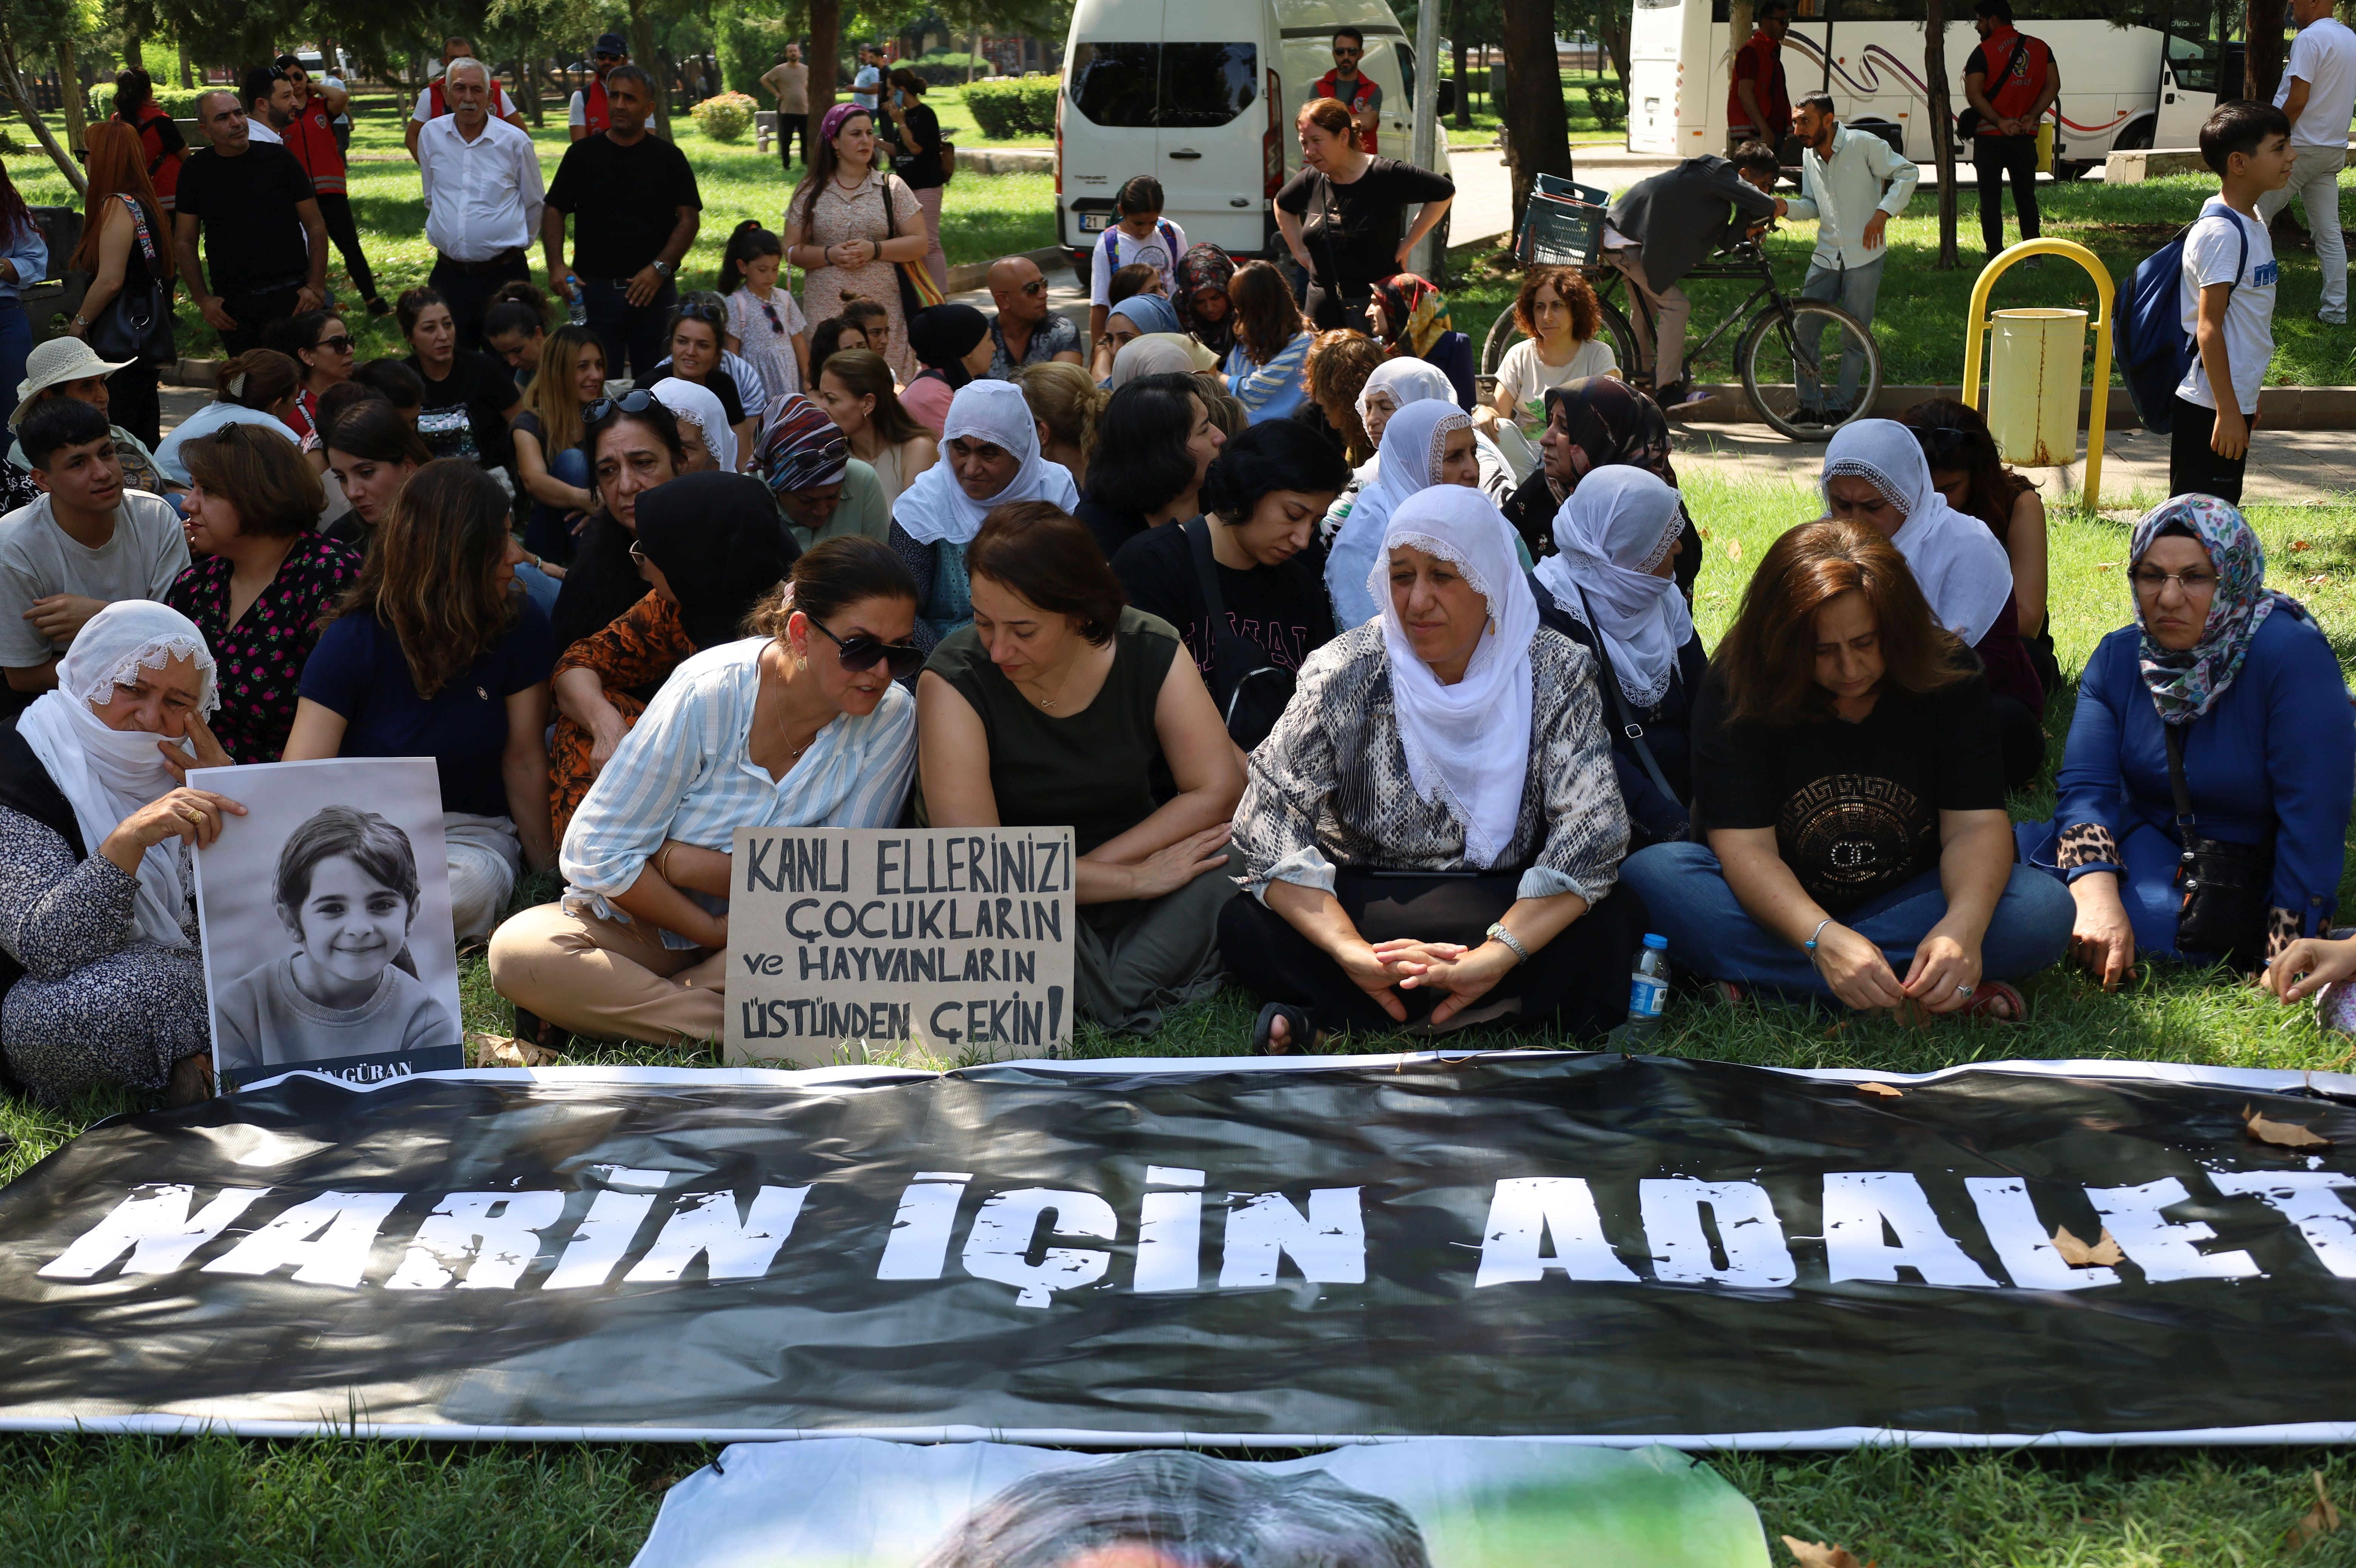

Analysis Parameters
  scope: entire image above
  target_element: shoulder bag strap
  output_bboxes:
[1574,583,1682,807]
[1184,516,1278,717]
[2162,721,2199,848]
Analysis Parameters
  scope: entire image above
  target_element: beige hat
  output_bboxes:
[12,337,134,425]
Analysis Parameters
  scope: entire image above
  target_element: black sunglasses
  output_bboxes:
[808,615,924,679]
[315,334,355,354]
[584,388,657,424]
[1913,425,1976,458]
[675,302,727,325]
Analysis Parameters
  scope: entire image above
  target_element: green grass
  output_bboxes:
[3,474,2356,1562]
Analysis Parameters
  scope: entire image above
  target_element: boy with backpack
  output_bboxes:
[2173,101,2293,505]
[1087,176,1186,350]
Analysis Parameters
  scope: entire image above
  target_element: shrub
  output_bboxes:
[87,83,210,124]
[1585,83,1627,130]
[963,74,1058,140]
[691,90,757,142]
[906,52,992,86]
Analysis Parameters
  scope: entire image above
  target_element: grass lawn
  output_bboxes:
[2,471,2355,1562]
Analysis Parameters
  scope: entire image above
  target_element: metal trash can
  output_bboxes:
[1986,307,2087,468]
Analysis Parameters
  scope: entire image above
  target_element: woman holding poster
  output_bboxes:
[0,602,245,1104]
[489,537,923,1049]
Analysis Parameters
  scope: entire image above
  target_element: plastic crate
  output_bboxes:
[1515,192,1607,267]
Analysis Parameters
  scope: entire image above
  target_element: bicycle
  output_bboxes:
[1480,234,1883,443]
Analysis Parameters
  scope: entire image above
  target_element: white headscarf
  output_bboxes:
[1355,357,1456,436]
[16,602,218,950]
[1371,486,1539,870]
[1821,419,2014,647]
[1110,334,1218,389]
[651,377,738,474]
[1326,399,1471,630]
[1536,467,1695,708]
[893,379,1081,547]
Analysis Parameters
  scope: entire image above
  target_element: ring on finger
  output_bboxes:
[1954,983,1975,999]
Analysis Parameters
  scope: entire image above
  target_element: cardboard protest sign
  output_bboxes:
[188,757,463,1087]
[726,826,1076,1064]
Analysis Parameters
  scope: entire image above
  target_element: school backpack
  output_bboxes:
[2117,199,2246,437]
[1098,217,1183,280]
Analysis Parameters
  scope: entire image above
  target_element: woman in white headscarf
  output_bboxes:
[1821,418,2045,785]
[649,376,739,474]
[1532,468,1708,849]
[1108,333,1218,391]
[1224,485,1640,1053]
[1351,357,1515,499]
[889,379,1081,650]
[0,602,245,1104]
[1323,399,1482,629]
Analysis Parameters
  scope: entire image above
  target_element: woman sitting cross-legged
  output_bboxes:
[0,602,244,1104]
[1530,468,1705,850]
[917,503,1244,1032]
[548,471,796,841]
[2020,495,2353,989]
[1323,397,1483,629]
[1820,419,2046,788]
[891,379,1081,652]
[284,460,557,940]
[490,538,922,1048]
[1619,519,2074,1018]
[1221,486,1642,1052]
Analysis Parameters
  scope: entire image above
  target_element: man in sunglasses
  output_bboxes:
[1313,28,1382,155]
[571,32,630,141]
[984,256,1082,380]
[420,58,544,353]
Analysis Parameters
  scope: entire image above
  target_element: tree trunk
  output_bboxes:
[0,38,85,195]
[809,0,841,115]
[124,31,146,73]
[1600,0,1631,85]
[176,44,191,89]
[1728,0,1753,125]
[2245,0,2286,103]
[515,51,543,126]
[54,39,83,152]
[1501,0,1571,227]
[1923,0,1961,268]
[629,0,671,138]
[968,28,979,83]
[1453,26,1470,128]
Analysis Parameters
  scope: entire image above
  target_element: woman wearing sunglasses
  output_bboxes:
[1897,398,2055,701]
[544,471,796,841]
[271,309,355,464]
[490,536,922,1049]
[646,299,758,466]
[549,391,687,652]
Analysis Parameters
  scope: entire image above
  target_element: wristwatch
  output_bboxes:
[652,259,675,279]
[1485,921,1530,964]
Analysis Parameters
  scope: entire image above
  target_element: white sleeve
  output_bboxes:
[1088,236,1111,306]
[2186,217,2245,290]
[568,90,586,127]
[1494,339,1531,405]
[411,88,430,123]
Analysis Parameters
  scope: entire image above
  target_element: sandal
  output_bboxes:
[1252,1002,1314,1056]
[1958,981,2026,1023]
[1705,980,1748,1006]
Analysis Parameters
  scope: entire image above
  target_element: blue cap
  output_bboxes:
[1643,933,1668,949]
[594,32,628,57]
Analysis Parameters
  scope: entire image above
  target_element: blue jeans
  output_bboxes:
[1619,841,2074,1003]
[0,302,30,428]
[1796,255,1883,410]
[524,445,591,565]
[515,561,563,617]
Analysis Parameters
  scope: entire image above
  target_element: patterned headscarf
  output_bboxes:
[1542,376,1677,489]
[1372,273,1453,359]
[817,102,867,145]
[2130,494,2300,725]
[1174,243,1238,359]
[758,394,850,497]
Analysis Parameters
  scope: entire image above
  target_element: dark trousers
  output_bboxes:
[108,359,161,450]
[774,112,806,171]
[429,251,532,353]
[1990,693,2046,791]
[217,283,304,356]
[2169,394,2257,505]
[1975,134,2041,254]
[582,276,678,382]
[0,302,27,428]
[1218,869,1645,1041]
[313,192,379,303]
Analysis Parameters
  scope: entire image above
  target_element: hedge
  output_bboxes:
[963,74,1058,140]
[691,90,758,142]
[86,84,211,123]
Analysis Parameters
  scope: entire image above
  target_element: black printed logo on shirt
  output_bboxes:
[1781,772,1932,894]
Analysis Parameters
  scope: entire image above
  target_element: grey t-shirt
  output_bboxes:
[0,489,190,669]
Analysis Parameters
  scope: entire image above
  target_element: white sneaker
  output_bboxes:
[2319,310,2348,326]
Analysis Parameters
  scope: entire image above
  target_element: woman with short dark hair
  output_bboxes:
[1619,518,2073,1017]
[1075,373,1226,560]
[398,286,523,468]
[917,501,1243,1031]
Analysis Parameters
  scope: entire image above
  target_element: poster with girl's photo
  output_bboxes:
[189,757,464,1087]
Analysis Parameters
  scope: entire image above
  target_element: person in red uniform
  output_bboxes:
[1962,0,2060,258]
[405,35,526,160]
[1314,28,1383,156]
[1728,0,1793,156]
[272,54,387,319]
[571,32,629,140]
[112,69,184,216]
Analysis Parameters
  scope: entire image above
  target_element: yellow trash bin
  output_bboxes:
[1986,307,2087,467]
[2036,120,2055,173]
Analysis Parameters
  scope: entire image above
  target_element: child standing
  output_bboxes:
[1087,176,1186,356]
[2173,101,2293,505]
[719,221,812,428]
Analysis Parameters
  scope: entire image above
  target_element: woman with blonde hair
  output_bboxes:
[813,346,937,505]
[65,120,172,448]
[1013,360,1106,491]
[513,324,607,565]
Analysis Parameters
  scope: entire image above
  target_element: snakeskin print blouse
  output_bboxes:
[1234,623,1630,903]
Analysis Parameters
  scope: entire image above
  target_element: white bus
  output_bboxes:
[1625,0,2233,177]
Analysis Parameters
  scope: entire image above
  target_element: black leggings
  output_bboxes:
[1218,869,1645,1042]
[1974,135,2041,254]
[314,192,379,302]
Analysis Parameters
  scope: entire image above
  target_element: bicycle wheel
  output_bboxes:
[1594,299,1642,387]
[1737,300,1883,442]
[1480,302,1519,375]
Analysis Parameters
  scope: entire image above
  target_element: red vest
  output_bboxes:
[130,105,180,210]
[1314,69,1381,154]
[282,89,347,194]
[427,76,514,120]
[580,75,611,135]
[1727,29,1790,139]
[1974,26,2055,135]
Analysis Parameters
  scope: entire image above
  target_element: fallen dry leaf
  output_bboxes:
[1726,537,1744,561]
[1856,1081,1903,1099]
[2051,1224,2125,1267]
[2308,574,2332,585]
[2291,539,2313,552]
[468,1032,563,1069]
[1782,1538,1863,1568]
[2286,1471,2342,1553]
[1699,526,1714,539]
[1823,1021,1850,1039]
[2097,562,2114,572]
[2245,1104,2333,1149]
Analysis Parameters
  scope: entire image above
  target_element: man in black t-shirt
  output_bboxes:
[170,90,328,356]
[541,65,703,380]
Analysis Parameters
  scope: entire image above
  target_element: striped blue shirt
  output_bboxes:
[560,636,917,948]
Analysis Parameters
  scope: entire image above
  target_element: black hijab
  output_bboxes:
[907,304,990,390]
[634,472,800,650]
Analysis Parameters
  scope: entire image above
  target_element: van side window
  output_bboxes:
[1068,42,1259,128]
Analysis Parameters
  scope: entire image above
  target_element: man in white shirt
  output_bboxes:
[0,399,187,700]
[1781,91,1918,420]
[853,46,882,112]
[419,59,546,352]
[406,35,526,160]
[241,66,296,145]
[2257,0,2355,324]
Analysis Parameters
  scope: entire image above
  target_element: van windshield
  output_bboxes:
[1068,42,1259,127]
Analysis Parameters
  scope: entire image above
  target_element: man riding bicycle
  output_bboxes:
[1601,142,1785,410]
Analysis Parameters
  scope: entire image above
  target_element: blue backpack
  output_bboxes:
[2118,200,2248,436]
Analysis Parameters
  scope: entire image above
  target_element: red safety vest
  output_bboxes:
[1973,26,2055,136]
[579,74,611,135]
[281,89,347,195]
[1314,69,1381,154]
[1727,29,1790,139]
[130,104,180,211]
[426,75,515,120]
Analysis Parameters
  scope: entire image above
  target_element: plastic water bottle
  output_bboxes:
[566,277,588,328]
[1625,933,1671,1040]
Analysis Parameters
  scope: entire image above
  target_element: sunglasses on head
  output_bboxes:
[807,615,924,679]
[584,388,658,425]
[1913,425,1975,458]
[676,302,727,325]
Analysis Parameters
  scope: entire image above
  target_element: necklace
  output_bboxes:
[1022,657,1080,712]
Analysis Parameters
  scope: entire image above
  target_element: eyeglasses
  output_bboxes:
[584,389,657,424]
[2131,567,2218,595]
[316,334,355,354]
[807,615,925,679]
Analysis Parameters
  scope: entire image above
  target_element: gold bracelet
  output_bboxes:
[655,843,673,883]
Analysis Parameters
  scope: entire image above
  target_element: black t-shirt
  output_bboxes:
[545,131,703,278]
[645,360,747,427]
[407,350,521,468]
[1113,519,1334,690]
[1275,157,1457,314]
[896,101,946,189]
[173,144,315,293]
[1076,496,1150,563]
[1689,665,2004,914]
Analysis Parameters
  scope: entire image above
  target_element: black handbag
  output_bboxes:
[1184,516,1298,750]
[2164,724,2274,966]
[86,197,174,365]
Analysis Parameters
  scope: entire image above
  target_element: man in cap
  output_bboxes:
[571,32,631,140]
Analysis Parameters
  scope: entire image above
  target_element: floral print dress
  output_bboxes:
[164,533,361,763]
[791,171,923,382]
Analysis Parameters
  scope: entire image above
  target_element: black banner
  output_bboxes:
[1,1053,2353,1445]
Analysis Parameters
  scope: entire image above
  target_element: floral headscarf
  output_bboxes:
[1372,274,1452,359]
[1173,243,1237,359]
[2130,494,2302,725]
[1543,376,1677,488]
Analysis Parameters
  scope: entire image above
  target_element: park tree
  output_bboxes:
[1499,0,1572,231]
[2245,0,2284,102]
[0,0,91,193]
[1920,0,1962,268]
